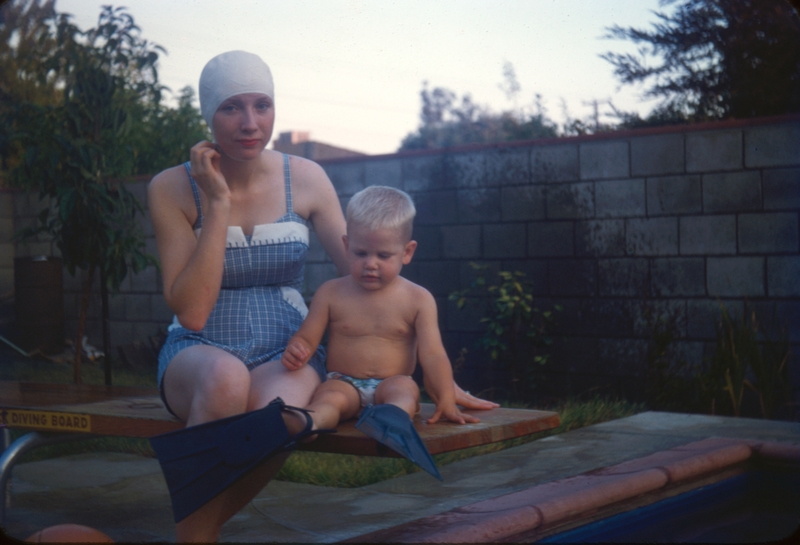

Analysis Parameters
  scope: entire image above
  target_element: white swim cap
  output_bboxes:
[199,50,274,131]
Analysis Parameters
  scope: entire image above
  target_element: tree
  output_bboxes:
[8,5,161,383]
[601,0,800,122]
[399,64,558,151]
[0,0,61,173]
[131,85,210,175]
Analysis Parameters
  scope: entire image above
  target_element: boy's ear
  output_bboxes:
[342,234,349,252]
[402,240,417,265]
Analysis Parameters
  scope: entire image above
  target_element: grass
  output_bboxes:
[0,351,644,487]
[276,395,644,487]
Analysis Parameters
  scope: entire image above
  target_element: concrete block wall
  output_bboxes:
[314,115,800,403]
[7,115,798,407]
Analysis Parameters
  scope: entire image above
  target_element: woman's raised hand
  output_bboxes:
[190,141,230,202]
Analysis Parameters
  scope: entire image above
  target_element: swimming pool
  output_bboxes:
[539,465,800,543]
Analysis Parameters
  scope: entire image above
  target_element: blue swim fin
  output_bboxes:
[150,398,332,523]
[356,403,443,481]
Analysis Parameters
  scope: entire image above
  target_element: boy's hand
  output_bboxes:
[282,339,311,371]
[427,402,481,425]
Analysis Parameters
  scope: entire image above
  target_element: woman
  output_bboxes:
[149,50,496,542]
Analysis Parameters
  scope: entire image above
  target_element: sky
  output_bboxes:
[55,0,664,156]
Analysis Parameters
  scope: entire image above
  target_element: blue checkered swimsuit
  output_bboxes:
[157,154,326,414]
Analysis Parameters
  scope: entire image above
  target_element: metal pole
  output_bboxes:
[0,431,87,523]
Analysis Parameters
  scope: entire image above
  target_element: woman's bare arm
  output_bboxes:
[148,143,232,331]
[290,157,349,276]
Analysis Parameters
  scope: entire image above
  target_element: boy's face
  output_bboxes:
[344,224,417,291]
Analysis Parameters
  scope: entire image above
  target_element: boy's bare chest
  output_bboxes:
[330,297,415,340]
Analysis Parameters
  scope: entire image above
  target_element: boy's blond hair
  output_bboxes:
[346,186,416,240]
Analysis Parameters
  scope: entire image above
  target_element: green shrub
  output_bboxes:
[449,263,561,402]
[707,302,791,419]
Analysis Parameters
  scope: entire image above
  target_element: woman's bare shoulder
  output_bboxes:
[148,164,194,213]
[149,164,189,192]
[283,154,330,184]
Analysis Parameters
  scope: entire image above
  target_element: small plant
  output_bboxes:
[708,302,791,419]
[449,263,561,402]
[640,305,706,412]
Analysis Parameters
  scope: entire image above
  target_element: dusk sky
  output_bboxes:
[57,0,663,155]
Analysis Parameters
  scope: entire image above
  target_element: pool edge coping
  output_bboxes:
[343,437,800,543]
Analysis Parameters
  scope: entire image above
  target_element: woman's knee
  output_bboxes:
[164,347,250,421]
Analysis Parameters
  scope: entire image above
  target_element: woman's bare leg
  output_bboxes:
[163,355,321,542]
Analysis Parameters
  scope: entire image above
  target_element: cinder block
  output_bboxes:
[129,266,158,293]
[549,259,597,296]
[125,294,152,321]
[763,168,800,210]
[550,336,599,373]
[703,171,762,212]
[631,299,687,338]
[0,193,15,218]
[576,219,625,257]
[305,230,327,263]
[324,162,365,196]
[106,293,124,321]
[686,130,742,172]
[457,188,501,222]
[580,140,629,180]
[599,338,649,377]
[528,221,574,257]
[132,322,160,345]
[680,215,736,255]
[0,267,12,294]
[407,260,460,297]
[445,296,485,333]
[647,175,702,216]
[583,298,634,337]
[442,225,481,258]
[402,154,448,192]
[110,321,134,350]
[126,180,148,208]
[532,143,579,183]
[411,225,442,260]
[0,218,14,243]
[596,178,646,218]
[598,258,649,296]
[625,217,678,256]
[0,242,13,269]
[483,223,526,258]
[304,262,338,294]
[775,301,800,343]
[745,122,800,168]
[486,148,530,186]
[364,158,402,189]
[768,256,800,297]
[651,257,706,296]
[631,133,685,176]
[739,213,798,254]
[687,299,739,340]
[707,257,765,297]
[150,294,173,323]
[507,260,548,295]
[546,182,595,219]
[501,185,546,221]
[414,190,458,225]
[449,152,487,188]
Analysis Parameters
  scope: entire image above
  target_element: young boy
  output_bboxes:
[281,185,480,479]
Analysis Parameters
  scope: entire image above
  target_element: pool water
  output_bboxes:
[540,467,800,543]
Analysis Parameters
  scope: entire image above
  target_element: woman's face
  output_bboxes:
[212,93,275,160]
